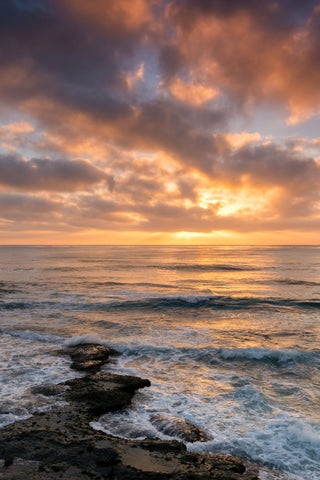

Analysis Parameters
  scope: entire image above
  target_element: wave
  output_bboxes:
[116,343,319,368]
[1,295,320,311]
[190,346,319,368]
[64,334,109,346]
[87,281,179,289]
[0,328,64,344]
[43,266,83,272]
[275,279,320,287]
[145,263,260,272]
[46,263,257,272]
[0,281,21,294]
[216,347,318,366]
[105,263,261,272]
[0,301,56,310]
[2,328,318,368]
[89,295,320,311]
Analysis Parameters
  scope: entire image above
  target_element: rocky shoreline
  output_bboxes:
[0,343,260,479]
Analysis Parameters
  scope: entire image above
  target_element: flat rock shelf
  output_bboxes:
[0,343,259,479]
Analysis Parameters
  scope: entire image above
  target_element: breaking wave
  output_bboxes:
[115,343,320,368]
[216,347,319,366]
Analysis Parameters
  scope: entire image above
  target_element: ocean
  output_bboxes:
[0,245,319,479]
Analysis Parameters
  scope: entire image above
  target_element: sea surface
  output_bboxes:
[0,245,319,479]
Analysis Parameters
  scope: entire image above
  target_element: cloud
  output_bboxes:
[224,132,262,149]
[168,77,220,106]
[166,0,320,121]
[0,153,109,192]
[125,63,144,90]
[0,192,60,222]
[59,0,153,33]
[0,0,150,110]
[0,121,35,151]
[221,143,320,194]
[0,0,319,242]
[0,121,34,134]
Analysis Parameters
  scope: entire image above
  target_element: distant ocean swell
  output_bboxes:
[144,263,262,272]
[274,279,320,286]
[43,263,261,272]
[1,295,320,311]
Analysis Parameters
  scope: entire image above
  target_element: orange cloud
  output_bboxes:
[0,122,35,151]
[0,122,34,134]
[60,0,152,32]
[125,63,144,90]
[167,1,320,122]
[224,132,262,149]
[168,77,220,105]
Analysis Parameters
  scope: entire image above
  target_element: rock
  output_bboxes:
[138,439,186,453]
[0,342,260,479]
[150,413,212,442]
[65,372,151,415]
[33,372,151,416]
[0,409,258,479]
[32,383,69,396]
[59,343,118,373]
[70,359,105,373]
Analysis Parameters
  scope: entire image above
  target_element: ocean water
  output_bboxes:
[0,245,319,479]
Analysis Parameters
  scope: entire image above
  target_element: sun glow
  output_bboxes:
[197,187,271,217]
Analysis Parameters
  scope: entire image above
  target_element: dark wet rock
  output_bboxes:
[70,358,106,373]
[4,456,14,468]
[65,373,151,415]
[32,372,150,416]
[0,408,258,479]
[32,383,69,396]
[59,343,118,373]
[63,342,118,360]
[138,439,186,453]
[150,413,212,443]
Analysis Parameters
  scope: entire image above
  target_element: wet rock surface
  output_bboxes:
[59,343,118,373]
[65,372,151,415]
[33,371,151,415]
[150,413,212,443]
[0,410,259,479]
[0,344,260,479]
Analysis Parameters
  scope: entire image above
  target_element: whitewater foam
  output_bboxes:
[64,334,110,346]
[216,347,318,366]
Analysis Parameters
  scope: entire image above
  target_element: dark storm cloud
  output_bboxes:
[0,153,107,191]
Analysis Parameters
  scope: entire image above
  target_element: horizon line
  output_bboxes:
[0,244,319,247]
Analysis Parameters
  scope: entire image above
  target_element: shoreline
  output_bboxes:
[0,342,262,479]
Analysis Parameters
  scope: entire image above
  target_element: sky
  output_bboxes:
[1,0,320,245]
